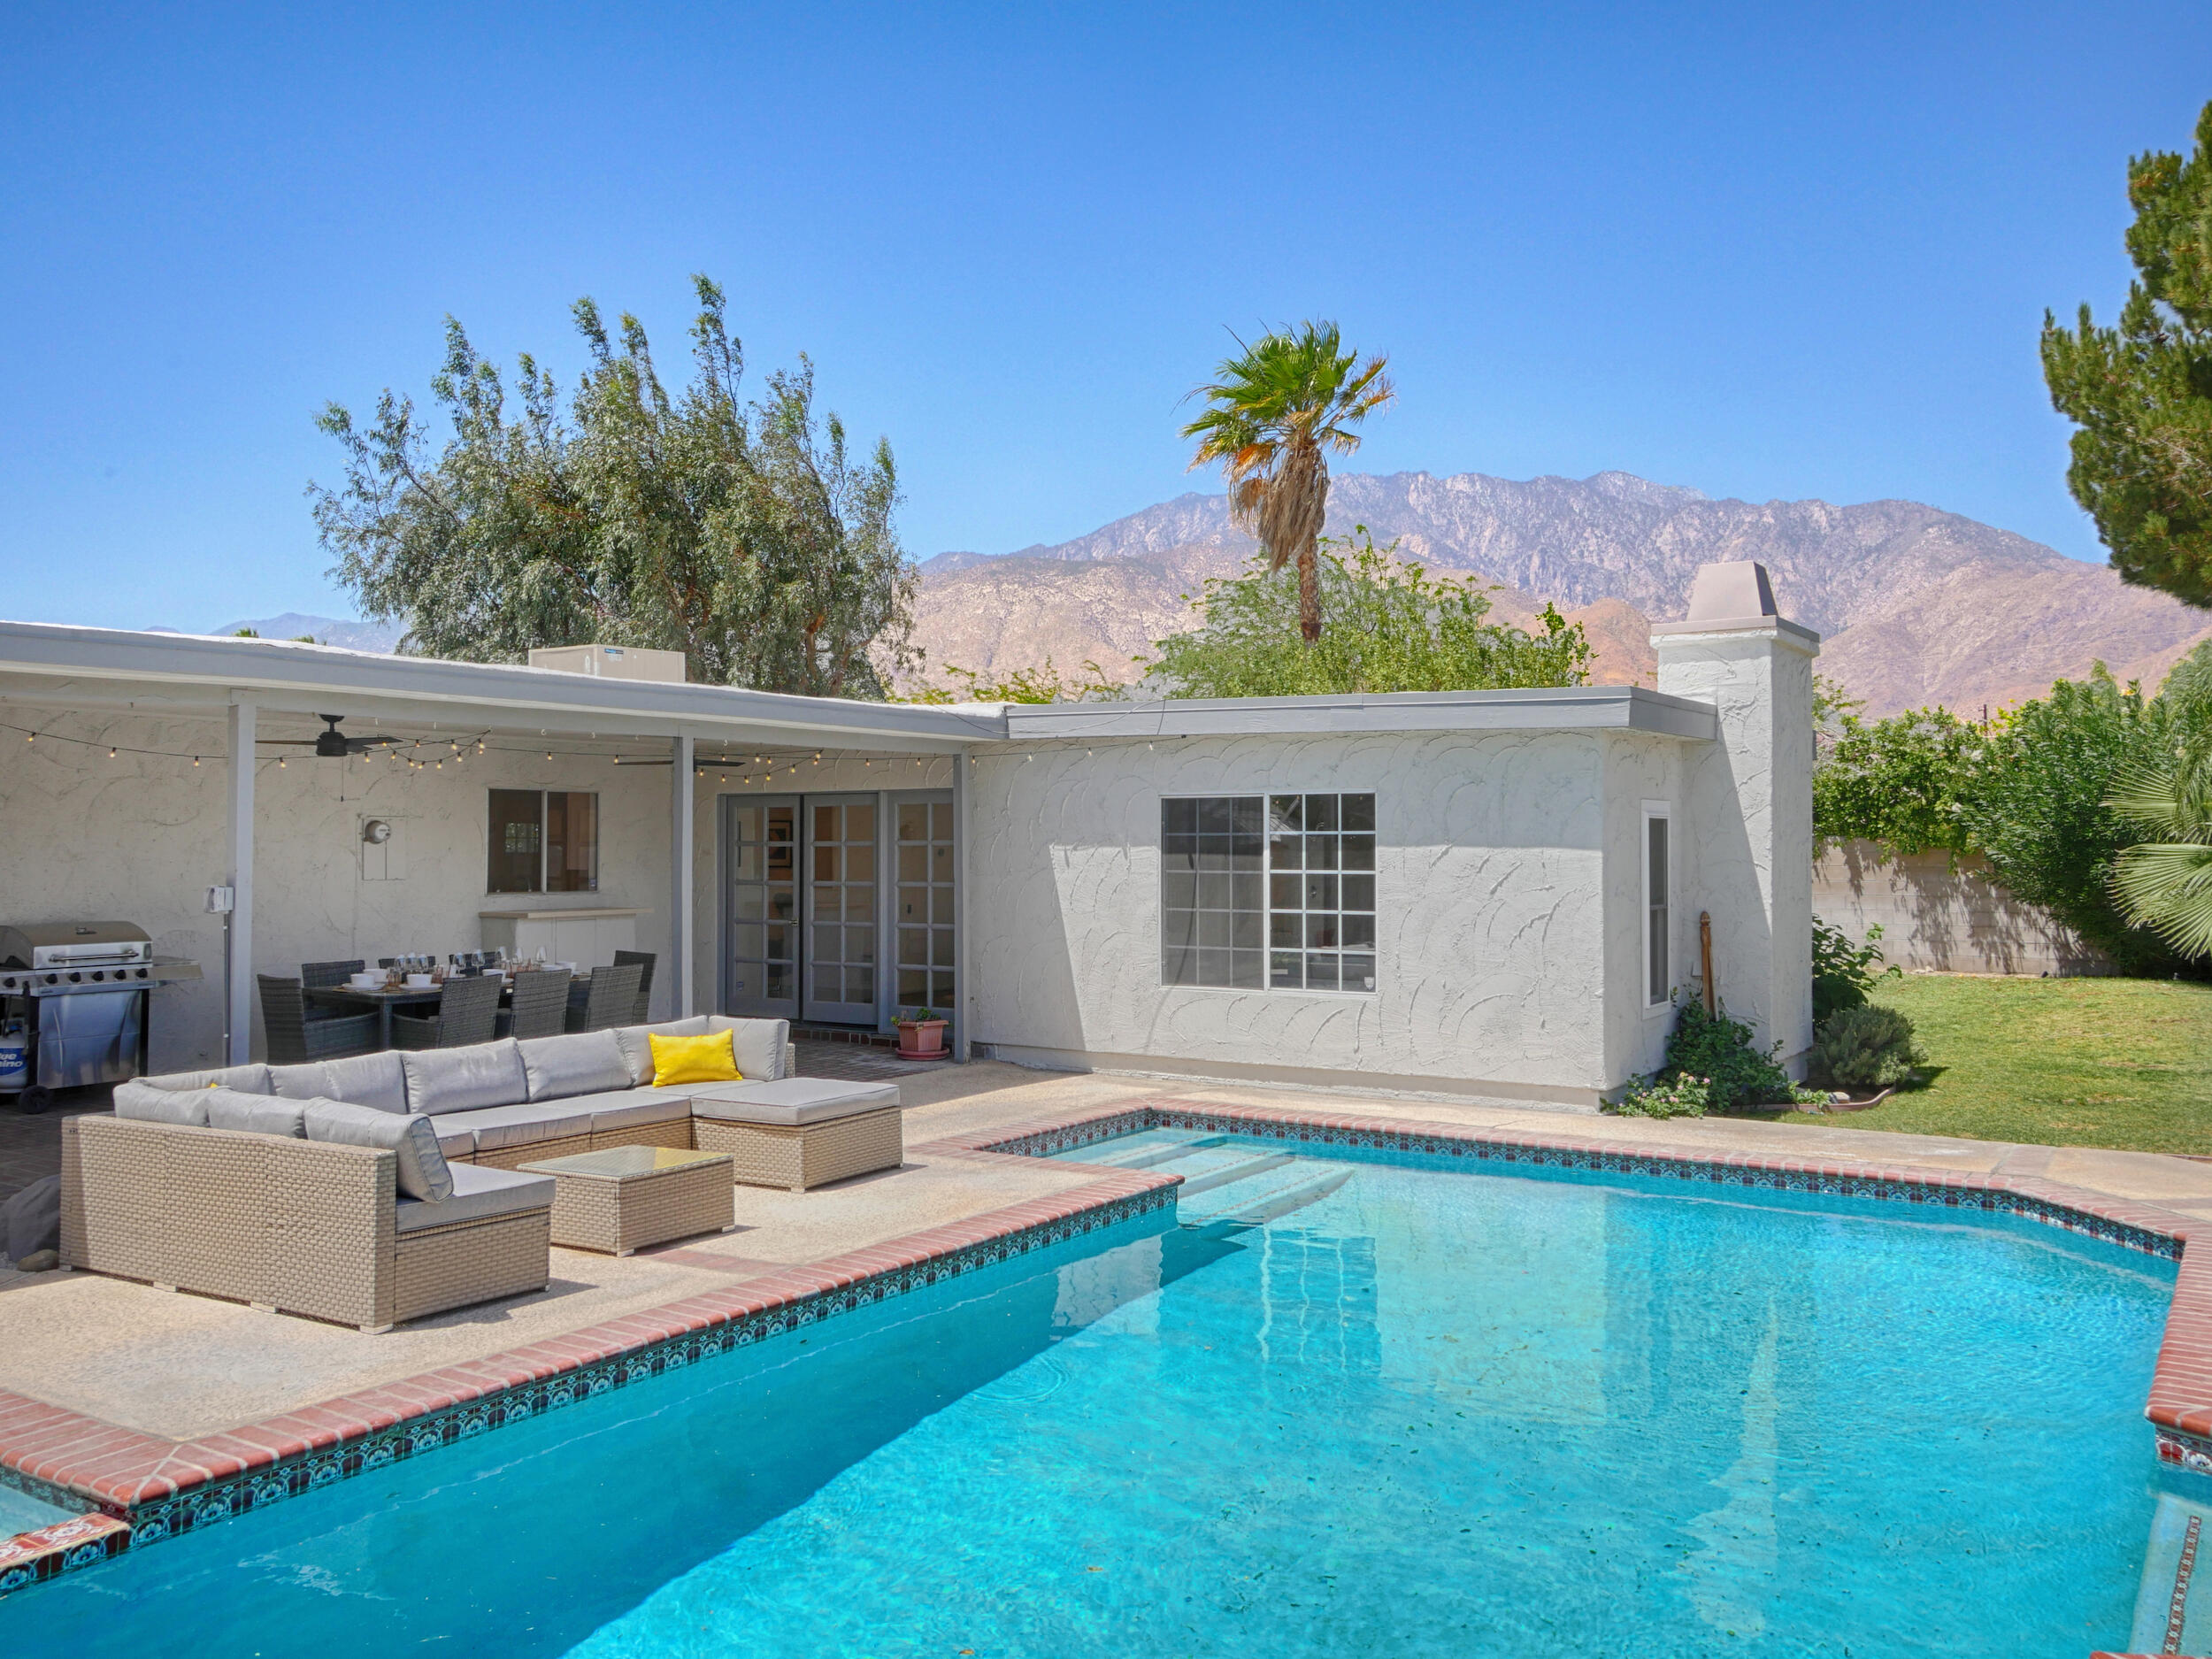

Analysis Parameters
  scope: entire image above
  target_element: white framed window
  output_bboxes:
[1641,802,1670,1010]
[1160,792,1377,993]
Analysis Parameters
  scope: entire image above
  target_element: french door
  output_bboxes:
[803,795,879,1025]
[724,797,799,1019]
[723,790,953,1032]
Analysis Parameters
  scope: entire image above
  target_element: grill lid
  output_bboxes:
[0,921,154,969]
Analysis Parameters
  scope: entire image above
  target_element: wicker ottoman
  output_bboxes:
[687,1078,903,1191]
[517,1145,734,1256]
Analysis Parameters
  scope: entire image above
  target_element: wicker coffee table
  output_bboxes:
[516,1145,734,1256]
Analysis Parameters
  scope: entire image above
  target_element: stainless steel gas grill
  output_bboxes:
[0,922,202,1113]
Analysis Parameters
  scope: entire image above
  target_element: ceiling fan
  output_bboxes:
[262,715,404,758]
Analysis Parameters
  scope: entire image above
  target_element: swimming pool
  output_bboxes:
[0,1129,2185,1655]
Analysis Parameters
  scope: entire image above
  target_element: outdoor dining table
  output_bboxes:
[303,970,593,1049]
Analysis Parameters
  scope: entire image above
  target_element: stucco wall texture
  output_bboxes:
[964,728,1711,1105]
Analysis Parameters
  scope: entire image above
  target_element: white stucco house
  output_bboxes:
[0,560,1815,1110]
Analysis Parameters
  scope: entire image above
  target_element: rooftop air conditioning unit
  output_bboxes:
[526,644,687,684]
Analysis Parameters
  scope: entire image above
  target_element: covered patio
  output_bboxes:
[0,623,1000,1079]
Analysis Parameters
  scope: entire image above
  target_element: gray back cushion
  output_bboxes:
[113,1079,212,1125]
[611,1018,712,1086]
[399,1041,528,1116]
[204,1087,310,1138]
[325,1050,409,1113]
[518,1031,634,1102]
[266,1063,333,1101]
[141,1063,273,1095]
[302,1098,454,1202]
[706,1016,791,1081]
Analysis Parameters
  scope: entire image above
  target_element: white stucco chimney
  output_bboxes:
[1650,562,1820,1067]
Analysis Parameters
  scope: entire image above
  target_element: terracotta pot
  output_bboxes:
[895,1018,948,1056]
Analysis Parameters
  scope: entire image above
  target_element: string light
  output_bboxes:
[108,747,117,759]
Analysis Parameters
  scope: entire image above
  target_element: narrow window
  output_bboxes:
[1645,810,1670,1007]
[1159,795,1266,988]
[488,790,600,894]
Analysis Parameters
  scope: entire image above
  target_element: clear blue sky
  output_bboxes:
[5,3,2209,631]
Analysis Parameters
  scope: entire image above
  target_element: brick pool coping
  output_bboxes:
[6,1094,2212,1618]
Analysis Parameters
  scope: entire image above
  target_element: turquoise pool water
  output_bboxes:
[0,1132,2186,1655]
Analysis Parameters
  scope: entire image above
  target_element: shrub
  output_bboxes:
[1812,919,1899,1024]
[1813,707,1982,855]
[1613,1072,1712,1118]
[1959,664,2189,974]
[1808,1004,1924,1091]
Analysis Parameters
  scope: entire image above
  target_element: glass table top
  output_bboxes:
[518,1145,731,1179]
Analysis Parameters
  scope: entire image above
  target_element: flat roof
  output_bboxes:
[0,620,1717,746]
[995,685,1718,741]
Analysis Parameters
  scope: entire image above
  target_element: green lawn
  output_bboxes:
[1776,973,2212,1154]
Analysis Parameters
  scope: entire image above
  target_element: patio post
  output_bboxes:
[225,699,256,1064]
[670,730,694,1018]
[953,745,971,1062]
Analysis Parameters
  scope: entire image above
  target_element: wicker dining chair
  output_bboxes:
[612,949,657,1023]
[389,973,504,1050]
[258,975,379,1065]
[566,962,643,1033]
[496,967,572,1041]
[300,958,365,990]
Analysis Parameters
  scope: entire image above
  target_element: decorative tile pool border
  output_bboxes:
[0,1512,129,1598]
[0,1170,1176,1594]
[970,1101,2189,1259]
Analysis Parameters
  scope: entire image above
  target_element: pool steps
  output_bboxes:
[1079,1133,1355,1227]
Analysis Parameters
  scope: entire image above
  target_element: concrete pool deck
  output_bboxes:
[8,1052,2212,1601]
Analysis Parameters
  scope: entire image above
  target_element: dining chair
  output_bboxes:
[300,958,365,989]
[390,974,503,1050]
[612,949,657,1023]
[258,975,379,1065]
[566,962,642,1033]
[497,967,572,1041]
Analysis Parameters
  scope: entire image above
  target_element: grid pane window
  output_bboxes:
[894,797,957,1013]
[1267,793,1377,992]
[1163,792,1375,993]
[1160,796,1265,987]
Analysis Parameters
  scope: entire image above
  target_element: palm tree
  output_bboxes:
[1180,323,1394,642]
[2108,756,2212,957]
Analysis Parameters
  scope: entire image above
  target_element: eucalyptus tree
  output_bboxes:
[1179,322,1394,641]
[311,276,917,697]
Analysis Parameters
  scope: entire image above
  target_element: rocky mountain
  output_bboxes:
[910,471,2212,716]
[146,612,404,653]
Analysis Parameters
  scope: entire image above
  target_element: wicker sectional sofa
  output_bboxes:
[60,1016,902,1332]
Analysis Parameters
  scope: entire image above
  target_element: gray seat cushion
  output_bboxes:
[572,1087,698,1136]
[687,1077,902,1126]
[518,1031,634,1102]
[113,1079,212,1125]
[400,1041,528,1115]
[3,1174,61,1263]
[325,1050,409,1113]
[395,1162,554,1234]
[301,1098,454,1202]
[266,1062,333,1101]
[204,1087,310,1138]
[139,1063,273,1095]
[434,1100,598,1154]
[704,1016,792,1081]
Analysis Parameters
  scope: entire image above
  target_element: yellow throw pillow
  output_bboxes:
[649,1029,741,1087]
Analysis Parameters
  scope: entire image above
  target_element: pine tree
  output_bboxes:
[2042,100,2212,608]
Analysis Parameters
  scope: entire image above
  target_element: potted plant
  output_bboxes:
[895,1007,949,1058]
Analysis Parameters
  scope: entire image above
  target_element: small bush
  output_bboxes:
[1613,1073,1713,1118]
[1809,1004,1924,1092]
[1812,919,1900,1024]
[1663,1000,1806,1111]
